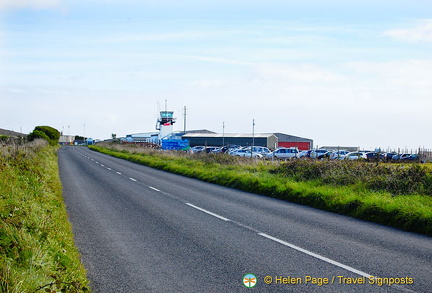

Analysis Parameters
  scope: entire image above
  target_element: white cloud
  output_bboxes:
[0,0,60,10]
[383,21,432,42]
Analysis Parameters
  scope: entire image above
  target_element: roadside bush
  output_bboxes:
[28,126,60,146]
[273,160,432,196]
[0,140,89,292]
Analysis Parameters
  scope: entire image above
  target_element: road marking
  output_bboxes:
[91,159,94,161]
[116,172,122,175]
[185,203,230,222]
[101,164,104,167]
[129,178,137,182]
[149,186,161,192]
[107,168,112,170]
[258,233,373,278]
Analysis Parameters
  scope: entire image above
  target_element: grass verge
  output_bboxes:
[89,144,432,236]
[0,140,90,292]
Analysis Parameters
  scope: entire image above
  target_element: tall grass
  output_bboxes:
[0,140,89,292]
[90,144,432,236]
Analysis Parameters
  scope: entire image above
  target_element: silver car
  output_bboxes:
[267,147,299,159]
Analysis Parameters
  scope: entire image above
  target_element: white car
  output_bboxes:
[229,149,263,158]
[343,152,367,160]
[247,146,271,156]
[330,150,349,160]
[267,148,299,159]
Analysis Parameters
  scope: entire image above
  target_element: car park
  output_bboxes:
[267,147,299,159]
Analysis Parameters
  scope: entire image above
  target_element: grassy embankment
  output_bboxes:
[0,140,89,292]
[90,144,432,236]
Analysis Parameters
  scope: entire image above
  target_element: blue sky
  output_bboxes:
[1,0,431,149]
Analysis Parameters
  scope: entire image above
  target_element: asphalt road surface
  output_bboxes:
[59,146,432,292]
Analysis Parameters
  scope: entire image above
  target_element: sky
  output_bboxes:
[1,0,432,150]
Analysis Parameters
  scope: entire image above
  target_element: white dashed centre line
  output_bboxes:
[129,178,137,182]
[116,172,122,175]
[185,203,230,222]
[149,186,161,192]
[258,233,373,278]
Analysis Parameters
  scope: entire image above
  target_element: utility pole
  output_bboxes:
[251,119,255,157]
[183,106,187,134]
[252,119,255,146]
[222,122,225,146]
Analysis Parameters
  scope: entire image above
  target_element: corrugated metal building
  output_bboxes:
[182,133,278,149]
[273,133,313,150]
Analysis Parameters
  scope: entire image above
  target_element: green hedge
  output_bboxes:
[0,141,89,292]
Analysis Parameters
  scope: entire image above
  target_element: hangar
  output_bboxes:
[182,132,313,150]
[182,133,278,149]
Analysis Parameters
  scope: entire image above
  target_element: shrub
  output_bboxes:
[28,126,60,146]
[273,160,432,196]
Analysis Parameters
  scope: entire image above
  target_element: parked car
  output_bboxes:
[229,149,263,158]
[364,152,383,162]
[309,149,329,159]
[299,150,312,158]
[391,153,411,161]
[382,152,397,162]
[204,146,219,153]
[190,146,205,153]
[330,150,349,160]
[343,152,367,160]
[401,154,420,162]
[267,147,299,159]
[248,146,271,156]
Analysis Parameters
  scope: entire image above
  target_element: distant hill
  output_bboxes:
[0,128,28,137]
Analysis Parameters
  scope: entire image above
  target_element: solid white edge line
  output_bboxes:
[186,203,230,222]
[258,233,373,278]
[129,178,137,182]
[149,186,161,192]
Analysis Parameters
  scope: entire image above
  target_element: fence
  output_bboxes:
[419,148,432,162]
[381,147,432,163]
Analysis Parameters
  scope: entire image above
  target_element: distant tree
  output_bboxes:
[28,126,60,146]
[112,133,117,140]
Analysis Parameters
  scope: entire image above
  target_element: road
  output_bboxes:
[59,146,432,292]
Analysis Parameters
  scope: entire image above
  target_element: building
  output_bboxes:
[273,133,313,150]
[320,146,359,152]
[181,132,313,150]
[59,135,74,145]
[182,133,278,149]
[123,132,160,143]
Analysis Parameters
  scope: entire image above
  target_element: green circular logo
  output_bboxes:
[243,274,257,288]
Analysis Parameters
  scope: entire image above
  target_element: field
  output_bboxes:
[0,140,89,292]
[90,143,432,236]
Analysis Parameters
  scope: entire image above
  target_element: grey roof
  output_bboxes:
[271,132,313,142]
[182,133,276,138]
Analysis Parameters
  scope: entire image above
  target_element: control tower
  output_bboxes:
[156,110,176,140]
